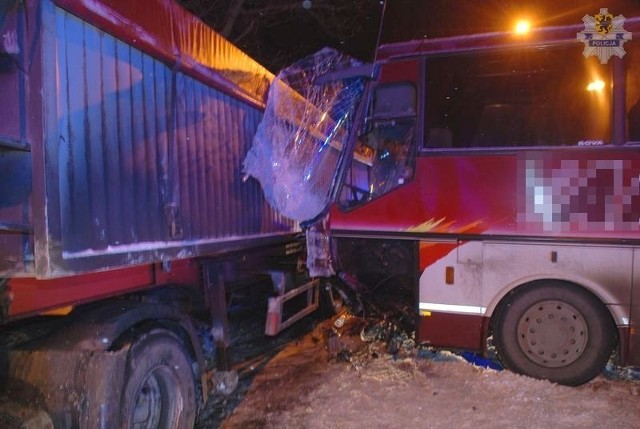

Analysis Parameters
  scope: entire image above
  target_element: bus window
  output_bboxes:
[338,83,417,208]
[372,84,417,118]
[424,44,613,149]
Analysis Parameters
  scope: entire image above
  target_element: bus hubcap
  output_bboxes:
[517,300,588,368]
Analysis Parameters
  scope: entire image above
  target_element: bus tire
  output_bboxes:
[120,329,197,428]
[493,281,616,386]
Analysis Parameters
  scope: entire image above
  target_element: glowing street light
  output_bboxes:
[514,20,531,35]
[587,79,606,92]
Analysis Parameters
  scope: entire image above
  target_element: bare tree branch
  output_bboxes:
[178,0,382,70]
[232,18,256,45]
[220,0,247,37]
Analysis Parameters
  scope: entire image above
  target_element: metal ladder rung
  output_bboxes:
[265,278,319,336]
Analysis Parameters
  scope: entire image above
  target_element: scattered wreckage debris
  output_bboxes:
[198,280,640,427]
[323,306,640,383]
[222,314,640,429]
[322,309,495,375]
[325,311,416,370]
[320,277,490,372]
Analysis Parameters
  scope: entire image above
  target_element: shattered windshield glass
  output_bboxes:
[243,48,366,222]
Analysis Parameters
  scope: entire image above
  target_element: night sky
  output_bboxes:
[181,0,640,71]
[381,0,640,42]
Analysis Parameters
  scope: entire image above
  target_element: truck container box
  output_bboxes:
[0,0,297,279]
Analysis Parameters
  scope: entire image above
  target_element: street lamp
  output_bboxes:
[586,79,605,92]
[514,20,531,35]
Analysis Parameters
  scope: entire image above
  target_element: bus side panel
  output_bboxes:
[418,311,485,351]
[333,150,640,355]
[330,153,518,236]
[417,240,634,354]
[332,148,640,240]
[417,240,486,350]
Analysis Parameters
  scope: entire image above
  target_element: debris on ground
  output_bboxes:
[198,285,640,428]
[219,310,640,429]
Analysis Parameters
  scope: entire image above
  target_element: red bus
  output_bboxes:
[321,15,640,386]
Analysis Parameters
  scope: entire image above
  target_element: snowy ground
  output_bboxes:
[214,315,640,429]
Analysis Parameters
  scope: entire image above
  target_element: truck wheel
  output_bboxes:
[493,281,616,386]
[120,329,196,428]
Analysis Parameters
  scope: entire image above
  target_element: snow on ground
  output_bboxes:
[218,316,640,429]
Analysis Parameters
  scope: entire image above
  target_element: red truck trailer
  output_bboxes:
[247,6,640,386]
[0,0,319,426]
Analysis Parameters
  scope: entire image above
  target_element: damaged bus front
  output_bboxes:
[245,14,640,386]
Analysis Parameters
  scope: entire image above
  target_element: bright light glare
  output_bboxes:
[514,20,531,34]
[587,79,606,92]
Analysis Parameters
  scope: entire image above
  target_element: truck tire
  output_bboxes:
[493,281,616,386]
[120,329,197,428]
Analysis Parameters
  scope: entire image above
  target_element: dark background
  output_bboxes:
[177,0,640,72]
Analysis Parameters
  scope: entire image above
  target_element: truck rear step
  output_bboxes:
[265,272,319,336]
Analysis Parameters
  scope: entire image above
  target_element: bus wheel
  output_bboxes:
[493,281,616,386]
[120,329,197,428]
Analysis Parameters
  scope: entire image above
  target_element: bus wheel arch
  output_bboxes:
[491,279,617,386]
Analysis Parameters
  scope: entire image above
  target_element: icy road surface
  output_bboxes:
[214,316,640,429]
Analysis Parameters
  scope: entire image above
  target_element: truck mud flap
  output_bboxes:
[4,346,128,428]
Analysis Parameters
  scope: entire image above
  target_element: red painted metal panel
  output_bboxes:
[332,148,640,246]
[8,265,155,318]
[626,329,640,366]
[8,259,201,319]
[330,153,517,239]
[377,17,640,61]
[53,0,175,65]
[418,312,485,351]
[52,0,274,107]
[377,58,418,85]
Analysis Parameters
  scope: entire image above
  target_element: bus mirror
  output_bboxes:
[314,63,377,85]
